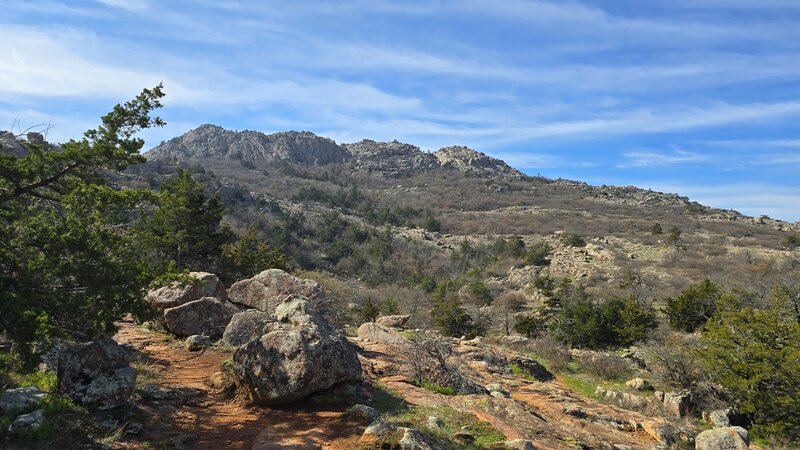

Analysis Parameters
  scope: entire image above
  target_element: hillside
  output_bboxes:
[133,125,798,307]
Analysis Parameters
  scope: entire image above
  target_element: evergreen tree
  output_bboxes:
[702,294,800,441]
[0,85,165,362]
[137,169,232,272]
[664,278,720,332]
[359,297,380,323]
[220,223,289,284]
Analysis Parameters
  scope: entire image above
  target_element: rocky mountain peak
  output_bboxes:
[145,125,349,166]
[343,139,440,177]
[434,145,523,179]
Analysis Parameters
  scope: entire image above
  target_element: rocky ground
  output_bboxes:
[107,319,685,449]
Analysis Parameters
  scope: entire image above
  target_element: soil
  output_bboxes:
[111,320,669,449]
[113,321,364,449]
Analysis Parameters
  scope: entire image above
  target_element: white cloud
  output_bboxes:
[620,149,709,168]
[94,0,148,13]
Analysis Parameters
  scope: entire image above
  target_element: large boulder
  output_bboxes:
[57,336,136,409]
[222,309,273,346]
[232,296,362,405]
[145,272,226,310]
[227,269,323,313]
[163,297,238,338]
[376,315,410,329]
[357,322,407,344]
[695,426,749,450]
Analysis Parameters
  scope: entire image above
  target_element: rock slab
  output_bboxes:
[227,269,323,313]
[163,297,237,338]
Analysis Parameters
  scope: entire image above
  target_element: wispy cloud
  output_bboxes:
[619,149,709,168]
[94,0,149,13]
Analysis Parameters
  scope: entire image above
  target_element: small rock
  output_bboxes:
[505,439,537,450]
[184,334,211,351]
[139,383,199,403]
[170,432,198,450]
[663,391,691,418]
[232,297,362,405]
[347,404,379,423]
[8,408,45,433]
[227,269,323,313]
[625,377,653,391]
[485,383,503,392]
[208,371,228,389]
[501,335,529,344]
[427,415,444,429]
[454,431,475,442]
[125,422,143,435]
[376,314,411,329]
[0,387,47,415]
[511,356,554,382]
[695,426,749,450]
[702,409,731,428]
[362,419,396,439]
[399,427,433,450]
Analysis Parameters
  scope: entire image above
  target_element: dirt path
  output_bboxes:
[113,321,665,449]
[114,321,364,449]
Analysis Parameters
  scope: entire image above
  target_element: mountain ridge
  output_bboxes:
[145,124,525,180]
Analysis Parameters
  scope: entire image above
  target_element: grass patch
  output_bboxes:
[368,382,410,417]
[510,364,536,382]
[12,371,57,392]
[132,360,161,386]
[367,383,506,449]
[559,373,603,400]
[399,330,418,339]
[414,379,456,396]
[392,405,507,449]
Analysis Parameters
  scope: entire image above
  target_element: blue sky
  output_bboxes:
[2,1,800,221]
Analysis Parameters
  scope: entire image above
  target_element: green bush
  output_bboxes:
[554,295,657,349]
[565,234,586,247]
[664,278,720,332]
[524,243,551,266]
[0,86,164,362]
[784,234,800,249]
[702,293,800,442]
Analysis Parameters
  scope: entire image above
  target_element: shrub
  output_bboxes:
[554,295,657,349]
[664,279,721,332]
[576,352,632,381]
[466,280,492,306]
[527,336,571,372]
[702,294,800,441]
[513,314,547,338]
[784,234,800,250]
[431,281,486,338]
[651,223,663,235]
[565,234,586,247]
[359,297,380,323]
[524,243,551,266]
[667,226,682,245]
